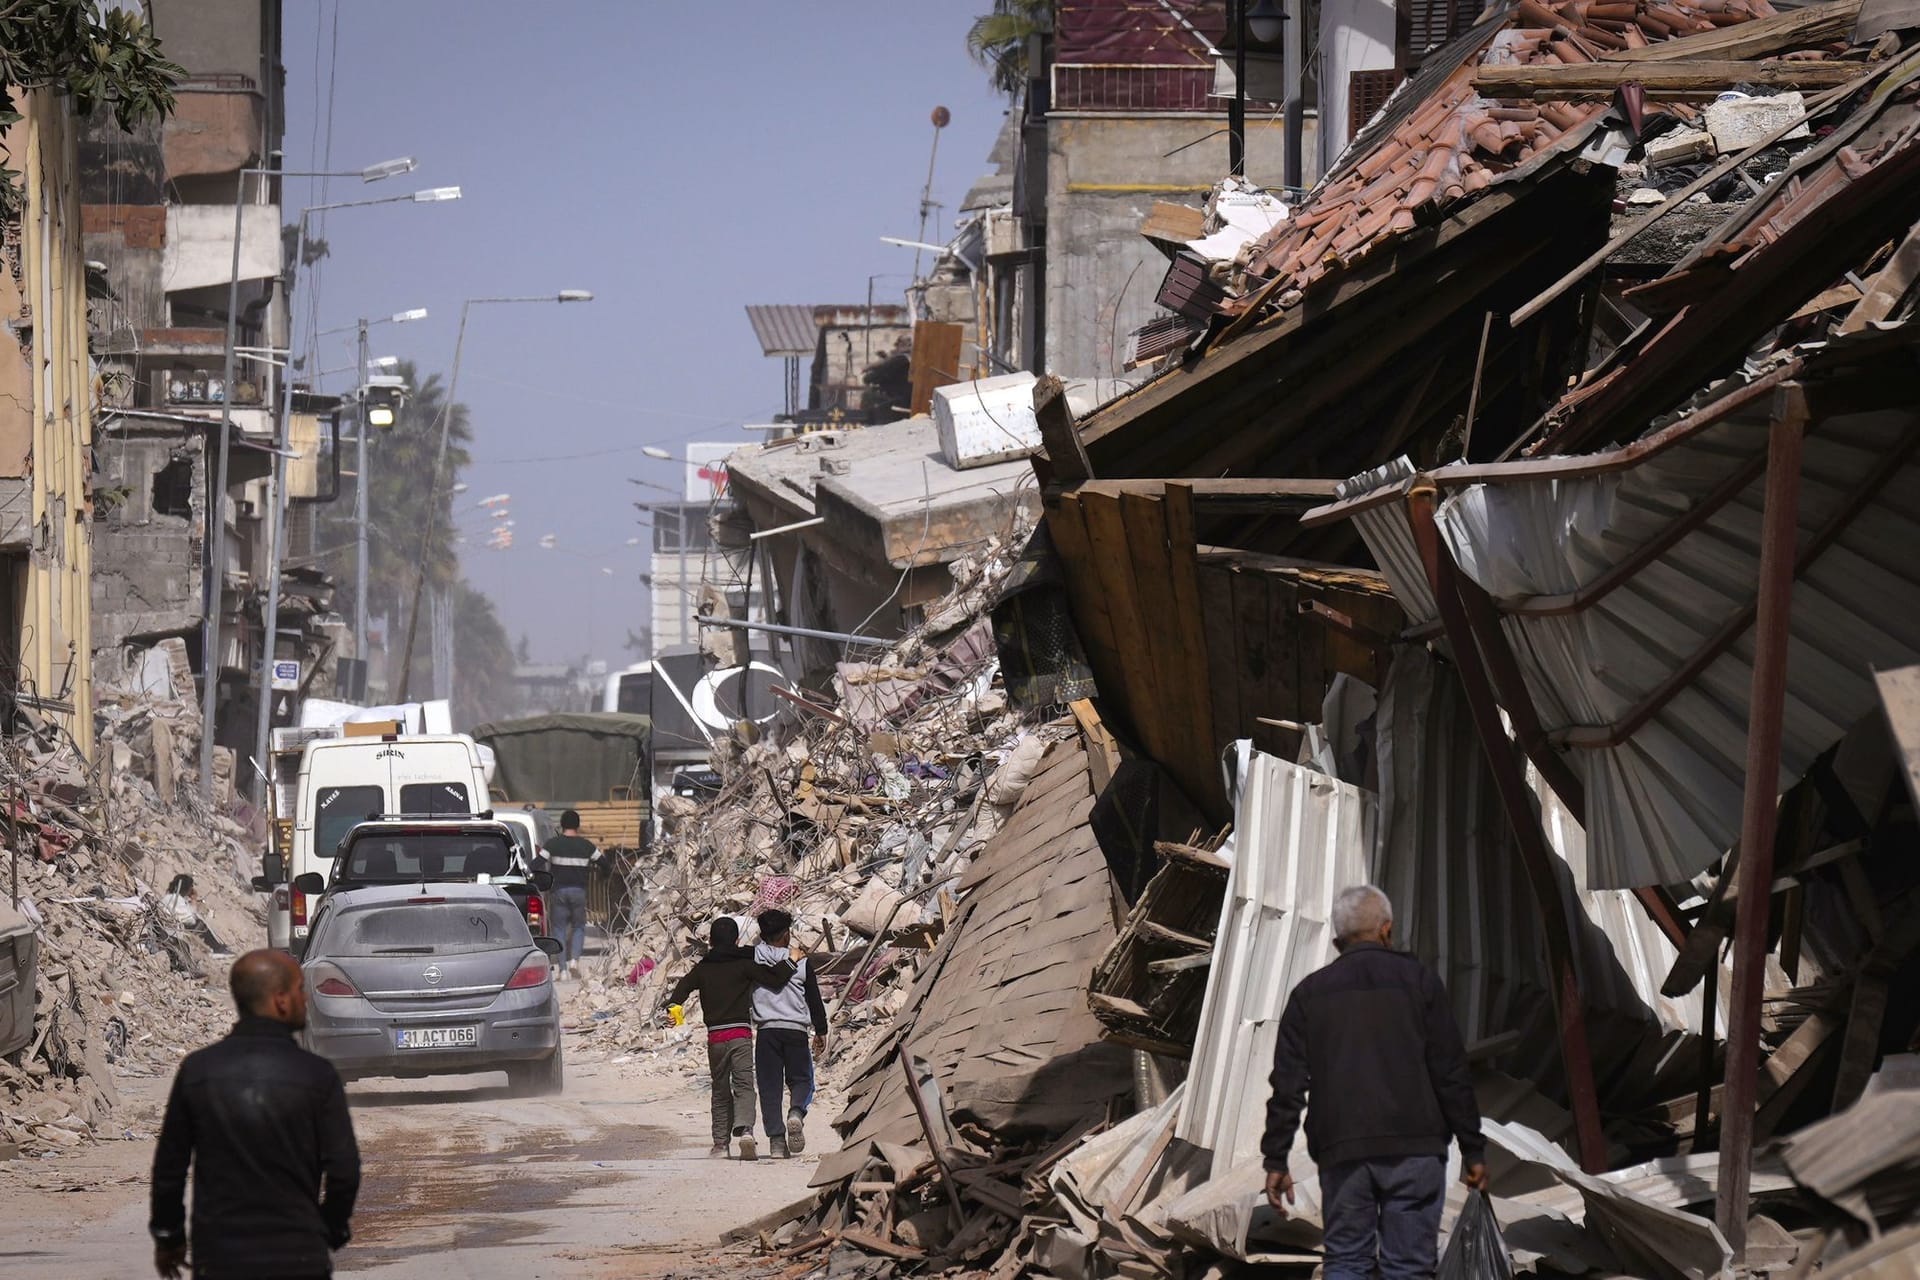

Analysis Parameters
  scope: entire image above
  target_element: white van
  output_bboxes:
[266,734,493,954]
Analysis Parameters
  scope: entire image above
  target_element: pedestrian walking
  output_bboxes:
[665,917,795,1160]
[751,908,828,1158]
[1261,885,1487,1280]
[538,809,601,978]
[150,949,360,1279]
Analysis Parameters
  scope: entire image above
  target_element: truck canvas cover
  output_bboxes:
[470,713,651,812]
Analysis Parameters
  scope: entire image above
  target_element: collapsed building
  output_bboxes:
[613,1,1920,1277]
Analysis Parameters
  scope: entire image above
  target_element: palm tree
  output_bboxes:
[967,0,1052,96]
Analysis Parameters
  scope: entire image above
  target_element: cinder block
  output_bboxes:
[1705,92,1809,154]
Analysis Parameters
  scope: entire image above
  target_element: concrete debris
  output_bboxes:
[2,642,264,1158]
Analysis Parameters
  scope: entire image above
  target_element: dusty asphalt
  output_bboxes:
[0,1045,820,1278]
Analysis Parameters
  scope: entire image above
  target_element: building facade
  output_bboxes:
[0,89,98,754]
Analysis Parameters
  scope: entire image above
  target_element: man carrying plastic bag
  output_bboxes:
[1261,885,1491,1279]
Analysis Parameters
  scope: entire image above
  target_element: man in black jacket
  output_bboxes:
[150,949,360,1279]
[666,917,796,1161]
[1262,886,1487,1280]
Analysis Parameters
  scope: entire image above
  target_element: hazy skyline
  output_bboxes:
[280,2,1008,664]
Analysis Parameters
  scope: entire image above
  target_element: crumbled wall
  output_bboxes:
[91,433,205,668]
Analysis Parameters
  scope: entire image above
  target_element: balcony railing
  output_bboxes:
[1050,62,1218,113]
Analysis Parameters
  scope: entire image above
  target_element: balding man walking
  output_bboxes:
[150,949,360,1279]
[1262,886,1487,1280]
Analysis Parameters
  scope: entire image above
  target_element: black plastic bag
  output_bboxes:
[1437,1189,1513,1280]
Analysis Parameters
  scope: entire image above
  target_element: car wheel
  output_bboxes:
[510,1046,564,1097]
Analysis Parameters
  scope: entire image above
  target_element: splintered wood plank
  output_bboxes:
[1046,496,1131,728]
[1164,481,1226,818]
[1080,488,1167,751]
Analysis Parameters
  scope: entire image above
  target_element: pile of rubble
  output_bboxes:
[2,643,264,1159]
[559,534,1065,1071]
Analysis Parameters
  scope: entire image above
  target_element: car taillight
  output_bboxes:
[315,976,356,997]
[291,891,308,927]
[505,963,548,990]
[527,894,544,928]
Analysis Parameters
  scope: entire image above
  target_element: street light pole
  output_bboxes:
[200,156,417,803]
[354,318,371,682]
[250,188,460,796]
[393,291,593,703]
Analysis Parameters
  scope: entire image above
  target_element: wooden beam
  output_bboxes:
[1034,374,1094,485]
[1474,59,1866,100]
[1715,389,1806,1261]
[1604,0,1863,61]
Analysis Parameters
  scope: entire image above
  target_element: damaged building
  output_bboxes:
[604,1,1920,1277]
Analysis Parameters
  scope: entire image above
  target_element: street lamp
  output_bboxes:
[251,190,461,798]
[199,156,415,801]
[393,290,594,702]
[318,305,431,670]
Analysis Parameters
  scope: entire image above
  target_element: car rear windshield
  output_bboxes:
[315,785,384,855]
[338,833,514,882]
[336,902,530,955]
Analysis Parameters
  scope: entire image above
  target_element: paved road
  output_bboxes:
[0,1047,818,1279]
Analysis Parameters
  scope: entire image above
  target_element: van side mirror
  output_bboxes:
[262,852,286,882]
[534,936,563,958]
[250,875,275,892]
[293,872,327,896]
[532,870,554,892]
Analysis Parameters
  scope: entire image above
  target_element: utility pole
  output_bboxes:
[354,319,371,686]
[1230,0,1248,176]
[197,156,419,803]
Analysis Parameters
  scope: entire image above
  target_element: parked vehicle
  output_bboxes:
[295,816,551,939]
[470,713,652,928]
[0,898,38,1058]
[299,882,564,1094]
[494,806,555,867]
[260,733,493,955]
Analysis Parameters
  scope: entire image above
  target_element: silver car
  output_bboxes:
[301,882,565,1095]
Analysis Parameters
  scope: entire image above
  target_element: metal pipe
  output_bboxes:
[1230,0,1248,176]
[697,617,891,647]
[1715,388,1807,1258]
[748,515,825,541]
[1283,0,1304,187]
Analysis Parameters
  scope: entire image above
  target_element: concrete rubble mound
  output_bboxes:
[2,640,264,1160]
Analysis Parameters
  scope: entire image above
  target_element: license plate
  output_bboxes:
[396,1026,479,1050]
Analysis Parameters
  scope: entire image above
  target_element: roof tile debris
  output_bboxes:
[1233,0,1803,298]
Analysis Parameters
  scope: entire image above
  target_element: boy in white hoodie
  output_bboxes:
[752,909,828,1159]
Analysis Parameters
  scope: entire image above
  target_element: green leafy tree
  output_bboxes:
[452,584,518,729]
[0,1,183,207]
[967,0,1052,96]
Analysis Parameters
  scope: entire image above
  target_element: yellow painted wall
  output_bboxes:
[5,91,95,754]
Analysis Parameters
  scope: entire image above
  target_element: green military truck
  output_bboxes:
[470,712,651,929]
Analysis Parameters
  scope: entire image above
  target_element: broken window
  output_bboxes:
[152,457,194,518]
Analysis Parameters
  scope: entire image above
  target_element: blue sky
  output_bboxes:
[281,2,1008,665]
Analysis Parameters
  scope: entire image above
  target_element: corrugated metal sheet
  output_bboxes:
[743,304,817,358]
[1434,401,1920,887]
[1338,457,1439,622]
[1176,747,1377,1171]
[1375,647,1710,1103]
[1339,365,1920,889]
